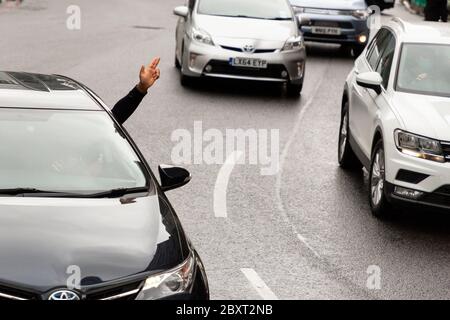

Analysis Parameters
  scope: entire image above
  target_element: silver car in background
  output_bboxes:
[173,0,307,95]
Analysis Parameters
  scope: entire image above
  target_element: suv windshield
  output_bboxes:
[198,0,293,20]
[0,109,148,195]
[397,43,450,97]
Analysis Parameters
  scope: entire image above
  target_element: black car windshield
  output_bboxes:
[0,109,148,195]
[198,0,293,20]
[397,43,450,97]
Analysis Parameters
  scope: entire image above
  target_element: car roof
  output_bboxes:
[386,18,450,45]
[0,71,103,111]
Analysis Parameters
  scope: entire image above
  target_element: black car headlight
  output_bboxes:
[136,255,195,300]
[395,130,445,163]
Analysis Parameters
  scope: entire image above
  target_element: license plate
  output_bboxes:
[229,57,268,69]
[311,26,341,35]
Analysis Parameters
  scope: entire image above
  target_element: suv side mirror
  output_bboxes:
[174,6,189,18]
[356,72,383,95]
[297,15,311,26]
[158,165,191,192]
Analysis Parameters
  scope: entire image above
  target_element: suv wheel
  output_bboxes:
[352,45,365,58]
[338,102,362,170]
[175,54,181,69]
[286,82,303,97]
[369,140,392,219]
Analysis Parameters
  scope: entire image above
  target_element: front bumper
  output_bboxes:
[182,40,306,85]
[299,13,369,46]
[385,145,450,212]
[386,182,450,212]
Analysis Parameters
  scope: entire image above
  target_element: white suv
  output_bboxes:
[339,19,450,218]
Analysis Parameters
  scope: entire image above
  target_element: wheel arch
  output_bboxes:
[371,126,384,156]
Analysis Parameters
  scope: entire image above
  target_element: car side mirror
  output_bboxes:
[173,6,189,18]
[158,165,191,192]
[297,15,311,27]
[356,72,383,95]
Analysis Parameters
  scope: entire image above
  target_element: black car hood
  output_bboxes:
[0,194,185,292]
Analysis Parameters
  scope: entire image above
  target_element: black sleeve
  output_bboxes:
[111,86,147,125]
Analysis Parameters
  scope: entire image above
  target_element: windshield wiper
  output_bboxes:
[0,187,150,198]
[0,188,76,197]
[267,17,293,21]
[83,187,150,199]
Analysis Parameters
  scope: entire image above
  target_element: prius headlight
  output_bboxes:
[136,255,195,300]
[395,130,445,163]
[282,36,304,51]
[352,9,370,20]
[191,27,215,46]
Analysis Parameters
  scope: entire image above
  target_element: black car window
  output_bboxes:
[375,31,396,89]
[367,29,388,70]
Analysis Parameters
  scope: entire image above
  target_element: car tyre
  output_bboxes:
[286,82,303,97]
[369,140,393,219]
[352,45,365,58]
[338,102,362,170]
[175,55,181,69]
[180,73,195,87]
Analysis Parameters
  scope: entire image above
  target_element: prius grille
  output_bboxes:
[220,46,277,54]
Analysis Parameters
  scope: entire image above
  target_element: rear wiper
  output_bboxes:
[83,187,150,199]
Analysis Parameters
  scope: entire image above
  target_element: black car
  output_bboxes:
[0,71,209,300]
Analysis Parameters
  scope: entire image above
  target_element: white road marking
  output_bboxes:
[214,151,244,218]
[275,61,330,259]
[241,268,279,300]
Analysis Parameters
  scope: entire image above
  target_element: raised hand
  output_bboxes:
[137,57,161,93]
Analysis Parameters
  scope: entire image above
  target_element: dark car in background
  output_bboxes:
[290,0,394,56]
[0,72,209,301]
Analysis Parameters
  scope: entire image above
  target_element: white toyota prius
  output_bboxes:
[173,0,307,95]
[339,18,450,218]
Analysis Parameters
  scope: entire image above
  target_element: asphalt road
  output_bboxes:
[2,0,450,300]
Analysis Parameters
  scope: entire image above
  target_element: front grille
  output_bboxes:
[0,280,143,300]
[205,60,288,79]
[0,285,39,300]
[311,20,353,29]
[304,33,348,40]
[220,46,277,54]
[86,280,143,300]
[441,142,450,162]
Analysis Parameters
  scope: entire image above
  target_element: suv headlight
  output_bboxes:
[282,36,304,52]
[136,255,195,300]
[395,130,445,163]
[352,9,369,19]
[191,27,214,46]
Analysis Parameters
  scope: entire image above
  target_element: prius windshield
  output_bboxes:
[396,43,450,97]
[0,109,148,195]
[198,0,293,20]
